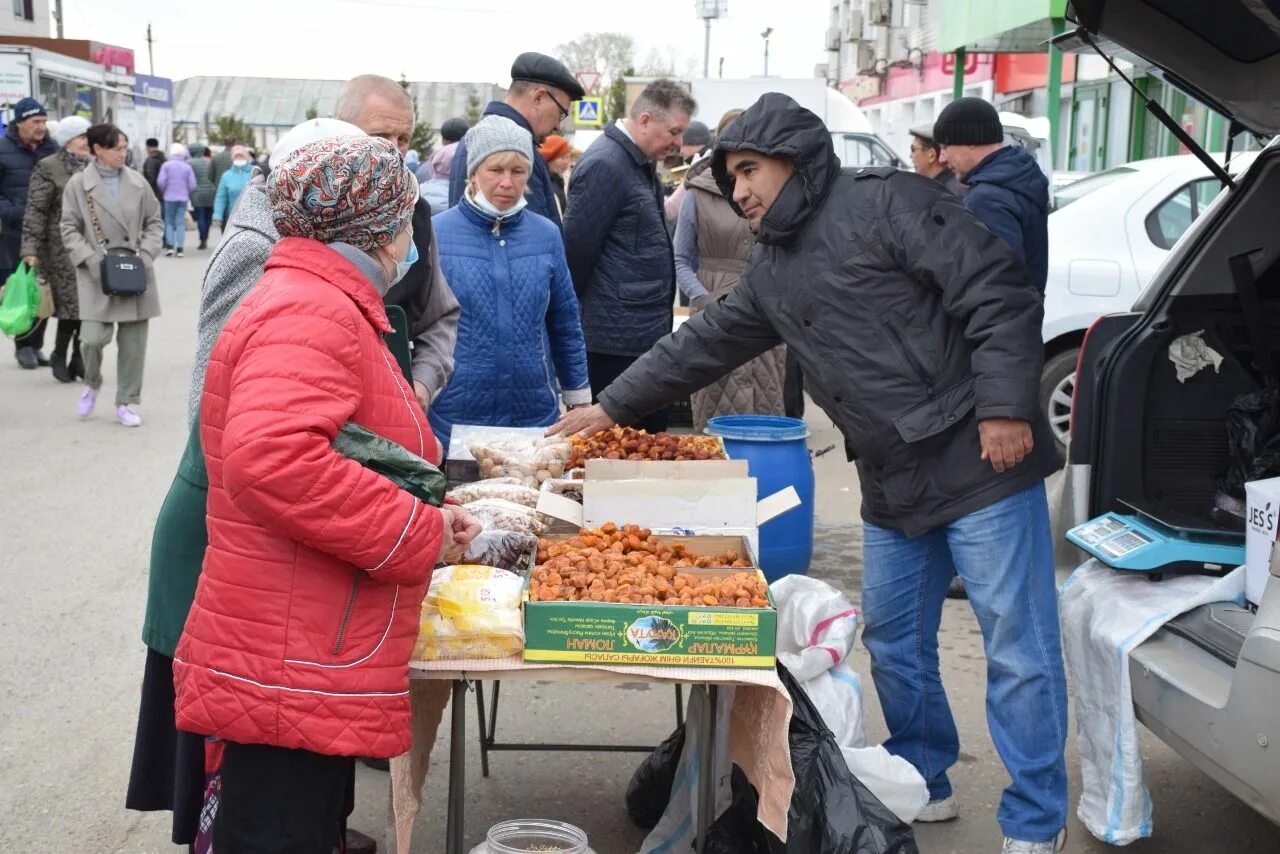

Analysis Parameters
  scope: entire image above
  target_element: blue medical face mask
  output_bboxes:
[393,236,418,284]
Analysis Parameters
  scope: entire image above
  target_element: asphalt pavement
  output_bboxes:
[0,247,1275,852]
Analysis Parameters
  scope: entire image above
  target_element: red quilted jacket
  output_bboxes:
[174,237,445,759]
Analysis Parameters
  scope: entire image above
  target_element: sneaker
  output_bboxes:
[116,405,143,427]
[175,249,184,258]
[1002,830,1066,853]
[164,248,174,257]
[76,387,98,418]
[916,795,960,823]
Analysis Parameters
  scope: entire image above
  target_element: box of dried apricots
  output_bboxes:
[521,523,777,668]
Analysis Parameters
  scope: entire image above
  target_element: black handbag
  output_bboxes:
[86,193,148,297]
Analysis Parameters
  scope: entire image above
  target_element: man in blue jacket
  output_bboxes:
[448,52,582,230]
[935,98,1049,293]
[562,79,694,433]
[0,97,59,369]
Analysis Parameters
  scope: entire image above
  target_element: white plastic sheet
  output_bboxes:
[1059,560,1246,845]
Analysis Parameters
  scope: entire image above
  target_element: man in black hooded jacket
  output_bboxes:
[553,94,1068,852]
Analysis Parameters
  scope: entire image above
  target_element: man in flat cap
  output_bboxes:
[448,51,583,229]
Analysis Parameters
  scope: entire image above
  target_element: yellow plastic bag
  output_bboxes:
[413,566,524,661]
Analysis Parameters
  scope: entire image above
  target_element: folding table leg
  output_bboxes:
[695,684,719,853]
[446,679,467,854]
[475,679,490,778]
[675,683,684,728]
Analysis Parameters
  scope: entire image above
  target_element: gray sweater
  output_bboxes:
[187,179,459,424]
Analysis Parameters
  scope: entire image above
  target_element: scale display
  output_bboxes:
[1067,509,1243,579]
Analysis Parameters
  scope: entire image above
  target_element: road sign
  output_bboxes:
[575,98,603,127]
[575,70,601,94]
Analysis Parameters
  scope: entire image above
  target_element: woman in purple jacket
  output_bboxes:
[156,142,196,257]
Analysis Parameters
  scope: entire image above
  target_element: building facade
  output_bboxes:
[174,76,505,153]
[2,1,50,39]
[824,0,1259,171]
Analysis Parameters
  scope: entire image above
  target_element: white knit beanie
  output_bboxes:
[52,116,90,148]
[464,115,533,177]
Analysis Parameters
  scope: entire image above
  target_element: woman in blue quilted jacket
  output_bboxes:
[429,115,590,452]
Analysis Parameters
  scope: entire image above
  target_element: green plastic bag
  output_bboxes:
[333,422,446,507]
[0,262,39,337]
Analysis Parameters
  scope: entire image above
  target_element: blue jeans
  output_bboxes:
[192,206,213,243]
[163,201,187,250]
[860,482,1068,842]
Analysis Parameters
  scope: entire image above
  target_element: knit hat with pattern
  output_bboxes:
[464,115,533,177]
[268,136,417,252]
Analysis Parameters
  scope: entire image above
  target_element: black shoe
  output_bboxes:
[360,756,390,772]
[198,239,208,250]
[68,350,84,381]
[344,828,377,854]
[15,347,37,369]
[946,576,968,599]
[35,349,50,367]
[50,351,72,383]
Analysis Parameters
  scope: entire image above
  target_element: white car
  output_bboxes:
[1040,152,1258,449]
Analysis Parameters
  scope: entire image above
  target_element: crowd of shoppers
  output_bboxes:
[0,51,1067,854]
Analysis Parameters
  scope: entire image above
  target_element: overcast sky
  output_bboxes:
[58,0,831,84]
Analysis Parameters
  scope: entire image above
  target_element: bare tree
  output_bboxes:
[554,32,636,95]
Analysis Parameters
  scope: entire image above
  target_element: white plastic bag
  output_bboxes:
[771,574,860,682]
[1060,560,1246,845]
[841,747,931,824]
[769,574,929,825]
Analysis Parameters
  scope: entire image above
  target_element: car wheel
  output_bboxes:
[1040,348,1079,454]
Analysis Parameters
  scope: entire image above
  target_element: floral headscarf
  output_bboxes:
[267,136,417,252]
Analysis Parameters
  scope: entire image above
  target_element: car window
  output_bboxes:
[1145,177,1227,250]
[831,134,898,168]
[1051,166,1137,210]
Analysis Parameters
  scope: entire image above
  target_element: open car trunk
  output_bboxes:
[1085,148,1280,524]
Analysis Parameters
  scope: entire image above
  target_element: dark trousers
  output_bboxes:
[588,351,670,433]
[15,316,47,353]
[193,206,214,243]
[784,348,805,420]
[214,741,354,854]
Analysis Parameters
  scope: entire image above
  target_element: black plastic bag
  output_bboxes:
[704,765,783,854]
[776,665,918,854]
[1218,388,1280,515]
[625,724,686,829]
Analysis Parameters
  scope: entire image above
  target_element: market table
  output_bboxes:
[393,656,795,854]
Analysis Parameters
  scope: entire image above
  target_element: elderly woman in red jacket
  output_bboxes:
[174,136,478,853]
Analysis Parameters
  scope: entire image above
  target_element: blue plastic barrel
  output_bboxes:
[705,415,815,582]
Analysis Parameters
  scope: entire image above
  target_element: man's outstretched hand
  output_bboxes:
[548,403,617,438]
[978,418,1034,473]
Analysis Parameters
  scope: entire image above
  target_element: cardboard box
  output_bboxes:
[522,534,778,668]
[1244,477,1280,606]
[525,470,798,667]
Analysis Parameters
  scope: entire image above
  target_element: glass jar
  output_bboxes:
[481,819,590,854]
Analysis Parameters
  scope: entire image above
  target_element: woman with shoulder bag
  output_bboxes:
[60,123,163,427]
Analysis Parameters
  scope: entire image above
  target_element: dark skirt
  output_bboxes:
[125,647,206,845]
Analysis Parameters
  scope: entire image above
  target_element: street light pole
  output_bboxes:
[761,27,773,77]
[704,17,711,78]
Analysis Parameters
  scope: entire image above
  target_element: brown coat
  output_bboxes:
[684,163,786,430]
[20,150,87,319]
[60,164,164,324]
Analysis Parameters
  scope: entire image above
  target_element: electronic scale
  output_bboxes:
[1066,499,1244,580]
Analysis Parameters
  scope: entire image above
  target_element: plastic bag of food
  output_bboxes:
[464,529,539,571]
[541,478,584,504]
[448,479,541,507]
[412,566,525,661]
[464,498,547,535]
[429,566,524,617]
[469,434,572,487]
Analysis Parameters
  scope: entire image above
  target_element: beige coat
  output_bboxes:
[60,164,163,323]
[685,163,787,430]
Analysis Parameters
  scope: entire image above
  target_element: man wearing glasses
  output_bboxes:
[447,52,582,230]
[908,122,966,198]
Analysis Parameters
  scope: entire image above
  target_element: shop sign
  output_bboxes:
[0,53,32,107]
[133,74,173,109]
